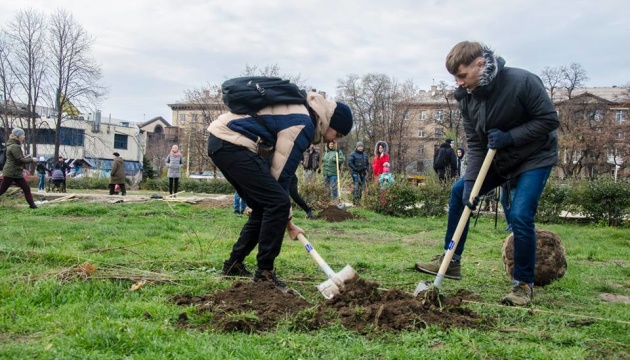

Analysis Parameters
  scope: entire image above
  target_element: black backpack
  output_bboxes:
[221,76,307,115]
[0,143,6,170]
[433,148,447,169]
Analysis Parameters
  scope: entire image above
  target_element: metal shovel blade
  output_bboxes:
[336,202,346,210]
[413,280,432,297]
[316,265,358,299]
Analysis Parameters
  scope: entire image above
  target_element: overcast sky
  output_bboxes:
[2,0,629,124]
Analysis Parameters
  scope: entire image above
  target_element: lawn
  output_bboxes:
[0,191,628,359]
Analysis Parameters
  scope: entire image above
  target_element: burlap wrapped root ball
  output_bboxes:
[502,228,567,286]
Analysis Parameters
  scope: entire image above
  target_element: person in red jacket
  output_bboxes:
[372,140,389,181]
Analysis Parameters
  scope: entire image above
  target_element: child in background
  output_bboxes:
[378,162,395,190]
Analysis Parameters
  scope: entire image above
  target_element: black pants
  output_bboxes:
[109,183,126,195]
[168,177,179,194]
[208,135,290,270]
[0,177,36,207]
[289,175,310,213]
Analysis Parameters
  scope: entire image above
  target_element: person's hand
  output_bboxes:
[462,180,479,210]
[286,221,305,240]
[487,129,514,149]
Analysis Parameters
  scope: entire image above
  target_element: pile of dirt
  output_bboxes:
[172,277,490,334]
[314,205,362,222]
[502,227,567,286]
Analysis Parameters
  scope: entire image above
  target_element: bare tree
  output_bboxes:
[5,9,48,157]
[555,93,627,179]
[435,80,464,144]
[0,32,18,142]
[540,66,563,101]
[561,63,589,99]
[46,9,105,159]
[336,73,417,173]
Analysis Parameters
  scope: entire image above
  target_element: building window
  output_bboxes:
[419,111,426,121]
[616,131,624,140]
[179,114,186,125]
[418,130,425,137]
[114,134,128,150]
[434,110,444,122]
[192,114,198,123]
[616,110,627,123]
[450,110,460,120]
[417,145,425,154]
[588,109,604,122]
[35,127,84,146]
[435,128,444,138]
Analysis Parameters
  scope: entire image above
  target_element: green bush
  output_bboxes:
[66,177,115,190]
[571,175,630,226]
[298,174,332,211]
[140,177,234,194]
[364,179,420,217]
[416,176,452,217]
[537,178,572,223]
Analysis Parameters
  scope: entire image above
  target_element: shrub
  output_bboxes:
[416,176,452,217]
[298,174,333,210]
[140,177,234,194]
[364,179,420,217]
[571,175,630,226]
[537,178,571,223]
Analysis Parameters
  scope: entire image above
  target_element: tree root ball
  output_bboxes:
[501,228,567,286]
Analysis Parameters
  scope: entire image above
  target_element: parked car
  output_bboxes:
[189,171,225,180]
[0,169,38,182]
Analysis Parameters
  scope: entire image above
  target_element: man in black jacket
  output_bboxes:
[415,41,558,307]
[347,141,369,203]
[433,139,458,181]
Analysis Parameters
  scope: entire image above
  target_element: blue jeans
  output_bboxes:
[500,185,516,230]
[233,192,247,213]
[444,166,552,285]
[38,173,46,190]
[351,172,366,201]
[325,175,338,199]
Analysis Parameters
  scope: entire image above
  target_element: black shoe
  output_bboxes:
[254,269,289,291]
[29,205,38,209]
[221,261,252,277]
[306,209,314,218]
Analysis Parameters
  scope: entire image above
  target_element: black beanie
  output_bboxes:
[329,102,353,136]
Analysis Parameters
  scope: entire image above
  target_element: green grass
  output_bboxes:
[0,193,628,359]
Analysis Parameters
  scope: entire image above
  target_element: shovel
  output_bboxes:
[296,233,357,299]
[334,144,346,210]
[414,149,496,296]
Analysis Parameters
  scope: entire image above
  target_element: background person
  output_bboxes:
[415,41,558,307]
[109,152,126,196]
[322,141,345,199]
[234,191,247,215]
[54,156,70,190]
[165,145,183,196]
[302,144,319,181]
[208,91,353,292]
[456,147,466,178]
[433,139,458,181]
[35,156,49,192]
[347,141,369,203]
[0,128,38,208]
[372,141,389,181]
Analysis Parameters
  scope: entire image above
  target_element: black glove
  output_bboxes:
[487,129,514,149]
[462,180,479,210]
[317,168,321,174]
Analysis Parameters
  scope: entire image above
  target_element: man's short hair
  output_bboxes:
[445,41,484,75]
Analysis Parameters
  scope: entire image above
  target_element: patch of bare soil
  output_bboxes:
[172,277,491,334]
[314,205,362,222]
